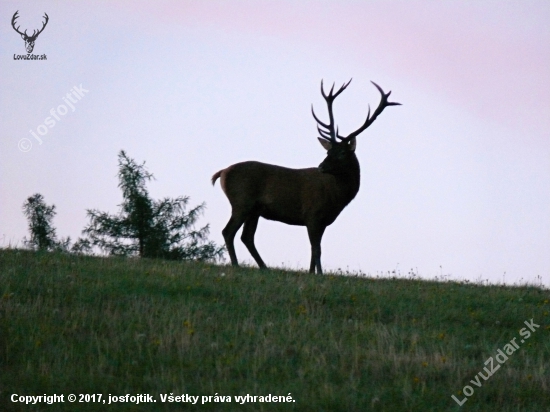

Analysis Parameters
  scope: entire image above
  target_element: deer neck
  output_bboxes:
[331,155,361,203]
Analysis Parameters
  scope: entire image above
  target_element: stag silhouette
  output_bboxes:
[213,80,400,274]
[11,11,49,53]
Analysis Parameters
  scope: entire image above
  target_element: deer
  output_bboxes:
[11,11,49,54]
[212,79,400,274]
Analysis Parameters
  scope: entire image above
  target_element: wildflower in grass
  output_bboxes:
[440,356,447,363]
[413,377,420,383]
[438,333,445,340]
[297,305,307,315]
[183,320,195,335]
[422,362,428,367]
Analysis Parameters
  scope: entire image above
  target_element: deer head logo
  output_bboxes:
[11,11,49,54]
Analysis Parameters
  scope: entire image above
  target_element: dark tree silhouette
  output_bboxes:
[22,194,69,251]
[82,150,224,262]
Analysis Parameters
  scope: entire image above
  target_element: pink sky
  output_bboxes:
[118,1,550,139]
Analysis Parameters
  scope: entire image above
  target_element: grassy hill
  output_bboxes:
[0,249,548,411]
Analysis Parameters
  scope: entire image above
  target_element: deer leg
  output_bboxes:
[241,214,267,269]
[222,214,247,266]
[307,225,326,274]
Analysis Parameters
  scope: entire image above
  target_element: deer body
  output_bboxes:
[213,80,399,274]
[213,159,359,225]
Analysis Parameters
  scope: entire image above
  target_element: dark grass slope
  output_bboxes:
[0,249,548,411]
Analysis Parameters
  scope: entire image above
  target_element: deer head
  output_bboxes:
[11,11,49,53]
[312,79,401,175]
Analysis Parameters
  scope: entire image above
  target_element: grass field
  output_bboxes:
[0,249,548,411]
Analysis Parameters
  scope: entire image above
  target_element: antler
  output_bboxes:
[11,11,25,36]
[339,81,401,142]
[311,79,352,143]
[30,13,49,39]
[11,11,49,39]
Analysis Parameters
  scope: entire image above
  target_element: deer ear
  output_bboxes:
[348,136,357,152]
[318,138,332,151]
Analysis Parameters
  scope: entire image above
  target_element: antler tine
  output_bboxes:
[313,79,353,142]
[336,125,345,141]
[332,78,352,100]
[320,79,327,100]
[11,11,26,36]
[317,126,332,141]
[329,82,335,97]
[311,105,329,129]
[340,81,401,142]
[322,78,352,101]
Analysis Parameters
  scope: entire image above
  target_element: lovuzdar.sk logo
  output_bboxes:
[11,10,48,60]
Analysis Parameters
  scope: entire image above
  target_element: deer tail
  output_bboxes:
[211,170,223,186]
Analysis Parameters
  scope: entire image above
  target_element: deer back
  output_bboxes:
[213,159,359,227]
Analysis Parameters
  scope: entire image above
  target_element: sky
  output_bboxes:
[1,1,549,286]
